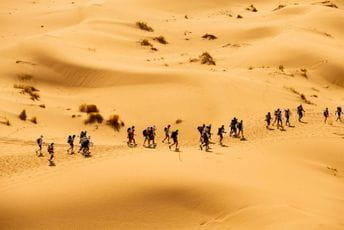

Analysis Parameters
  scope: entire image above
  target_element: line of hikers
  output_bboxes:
[36,105,343,165]
[265,105,343,129]
[35,130,92,166]
[127,125,179,151]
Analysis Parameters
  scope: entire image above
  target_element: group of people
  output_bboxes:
[36,104,343,166]
[323,106,343,123]
[35,130,92,166]
[127,125,180,151]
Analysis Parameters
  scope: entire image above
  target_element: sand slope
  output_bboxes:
[1,0,344,229]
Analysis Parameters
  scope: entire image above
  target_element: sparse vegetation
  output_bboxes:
[202,34,217,40]
[17,74,33,81]
[0,117,11,126]
[14,84,40,101]
[151,47,158,51]
[39,104,46,108]
[140,39,152,46]
[285,86,300,95]
[79,104,99,113]
[278,65,284,72]
[300,69,308,78]
[237,15,243,19]
[321,1,338,8]
[30,117,37,124]
[248,66,254,70]
[19,110,27,121]
[175,119,183,124]
[246,5,258,12]
[153,36,168,44]
[200,52,216,65]
[300,94,312,105]
[273,5,286,11]
[85,113,104,125]
[106,114,125,131]
[136,21,154,32]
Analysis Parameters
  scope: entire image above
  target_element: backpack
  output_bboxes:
[36,138,40,145]
[143,130,147,136]
[217,128,222,135]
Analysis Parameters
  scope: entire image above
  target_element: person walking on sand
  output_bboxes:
[67,135,76,154]
[47,143,55,166]
[127,126,136,147]
[200,129,210,151]
[323,108,329,123]
[142,127,149,147]
[272,109,278,126]
[162,125,171,144]
[237,120,244,139]
[217,125,226,145]
[297,104,305,122]
[276,109,283,130]
[197,124,205,142]
[230,118,238,137]
[336,107,342,121]
[36,135,44,157]
[265,112,272,129]
[284,109,291,127]
[169,130,179,151]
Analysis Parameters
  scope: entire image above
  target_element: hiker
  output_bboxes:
[273,109,278,126]
[230,118,238,137]
[276,109,283,129]
[67,135,76,154]
[207,124,213,140]
[79,131,87,144]
[297,104,305,122]
[80,136,91,157]
[127,126,136,146]
[336,107,342,121]
[36,135,44,157]
[143,127,149,147]
[200,128,210,151]
[237,120,244,139]
[323,108,329,123]
[284,109,291,127]
[265,112,272,129]
[162,125,171,143]
[197,124,206,142]
[149,126,157,147]
[47,143,54,165]
[217,125,226,145]
[169,130,179,151]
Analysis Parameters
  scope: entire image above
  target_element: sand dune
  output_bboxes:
[1,0,344,229]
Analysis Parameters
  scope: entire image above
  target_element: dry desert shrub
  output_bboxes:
[278,64,285,72]
[0,117,11,126]
[246,5,258,12]
[153,36,168,44]
[85,113,104,125]
[300,69,308,78]
[237,15,243,19]
[140,39,152,46]
[14,84,40,101]
[106,114,125,131]
[30,117,37,124]
[79,104,99,113]
[202,34,217,40]
[273,5,286,11]
[175,119,183,124]
[200,52,216,65]
[17,74,33,81]
[39,104,46,108]
[136,21,154,32]
[300,94,312,105]
[19,110,27,121]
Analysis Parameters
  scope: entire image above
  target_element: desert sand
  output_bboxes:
[1,0,344,229]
